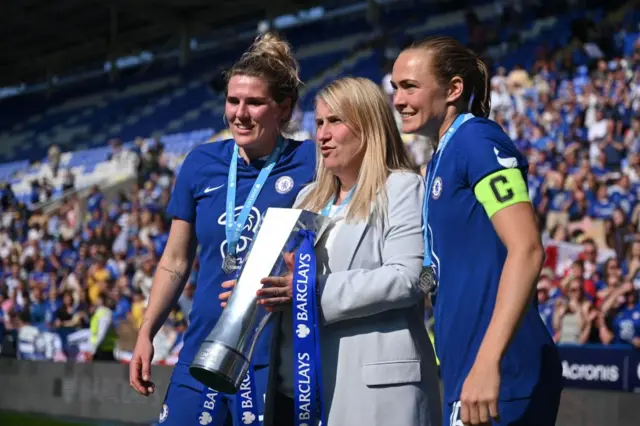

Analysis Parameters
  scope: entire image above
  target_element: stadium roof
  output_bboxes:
[0,0,329,87]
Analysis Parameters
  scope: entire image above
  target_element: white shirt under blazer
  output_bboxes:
[263,171,443,426]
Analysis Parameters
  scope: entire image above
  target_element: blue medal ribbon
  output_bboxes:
[292,230,326,426]
[422,114,474,277]
[225,138,286,262]
[198,260,262,425]
[319,186,356,218]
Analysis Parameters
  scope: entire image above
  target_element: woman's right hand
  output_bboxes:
[129,333,155,396]
[219,280,237,308]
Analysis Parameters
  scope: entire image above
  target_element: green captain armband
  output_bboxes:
[474,168,530,218]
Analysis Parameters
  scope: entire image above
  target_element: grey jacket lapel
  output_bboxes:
[304,182,377,269]
[314,202,375,269]
[336,221,368,269]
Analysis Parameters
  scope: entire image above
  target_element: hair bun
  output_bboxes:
[227,31,302,125]
[248,32,301,86]
[251,33,289,59]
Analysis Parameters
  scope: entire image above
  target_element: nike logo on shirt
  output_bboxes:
[493,147,518,169]
[204,184,224,193]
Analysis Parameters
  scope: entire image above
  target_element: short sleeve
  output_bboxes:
[455,119,528,186]
[456,119,530,218]
[167,151,199,223]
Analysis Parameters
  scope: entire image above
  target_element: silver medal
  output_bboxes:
[222,254,239,274]
[419,266,437,295]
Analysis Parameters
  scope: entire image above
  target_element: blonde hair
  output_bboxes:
[298,77,415,222]
[226,32,302,125]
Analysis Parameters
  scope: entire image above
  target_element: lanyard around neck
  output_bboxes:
[320,186,357,218]
[225,138,286,256]
[422,113,474,267]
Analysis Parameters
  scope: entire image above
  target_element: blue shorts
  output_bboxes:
[157,366,269,426]
[443,384,561,426]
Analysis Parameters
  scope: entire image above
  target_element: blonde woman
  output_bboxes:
[224,77,442,426]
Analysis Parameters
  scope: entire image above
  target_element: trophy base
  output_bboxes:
[189,341,249,394]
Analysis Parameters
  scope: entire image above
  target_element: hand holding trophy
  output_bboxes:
[219,252,297,312]
[190,207,328,394]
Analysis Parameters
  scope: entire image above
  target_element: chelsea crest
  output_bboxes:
[159,404,169,423]
[275,176,294,194]
[431,177,443,200]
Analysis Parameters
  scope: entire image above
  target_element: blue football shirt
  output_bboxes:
[426,117,561,404]
[166,138,316,389]
[611,304,640,345]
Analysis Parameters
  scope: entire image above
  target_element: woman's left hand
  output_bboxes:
[459,355,500,425]
[257,252,295,312]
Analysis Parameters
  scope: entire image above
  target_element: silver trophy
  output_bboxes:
[190,207,329,394]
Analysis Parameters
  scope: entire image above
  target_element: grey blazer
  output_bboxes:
[263,171,442,426]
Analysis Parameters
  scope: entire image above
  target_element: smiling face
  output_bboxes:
[225,75,290,155]
[315,99,363,178]
[391,49,449,137]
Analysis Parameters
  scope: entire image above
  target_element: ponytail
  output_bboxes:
[410,36,491,118]
[471,58,491,118]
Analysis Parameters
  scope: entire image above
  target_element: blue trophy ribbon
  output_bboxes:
[197,387,221,425]
[198,375,260,425]
[292,229,325,426]
[200,268,262,425]
[234,368,261,425]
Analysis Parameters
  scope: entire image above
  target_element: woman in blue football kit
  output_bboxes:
[391,36,563,425]
[129,32,316,426]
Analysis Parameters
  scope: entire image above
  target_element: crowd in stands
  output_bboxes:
[1,7,639,365]
[487,22,640,348]
[0,138,194,363]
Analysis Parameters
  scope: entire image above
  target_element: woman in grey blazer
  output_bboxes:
[252,77,442,426]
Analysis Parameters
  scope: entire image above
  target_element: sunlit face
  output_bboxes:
[391,50,448,136]
[620,175,630,189]
[567,278,583,301]
[63,293,73,306]
[225,75,289,151]
[571,263,584,278]
[536,287,549,303]
[315,99,363,176]
[582,242,597,262]
[536,278,551,303]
